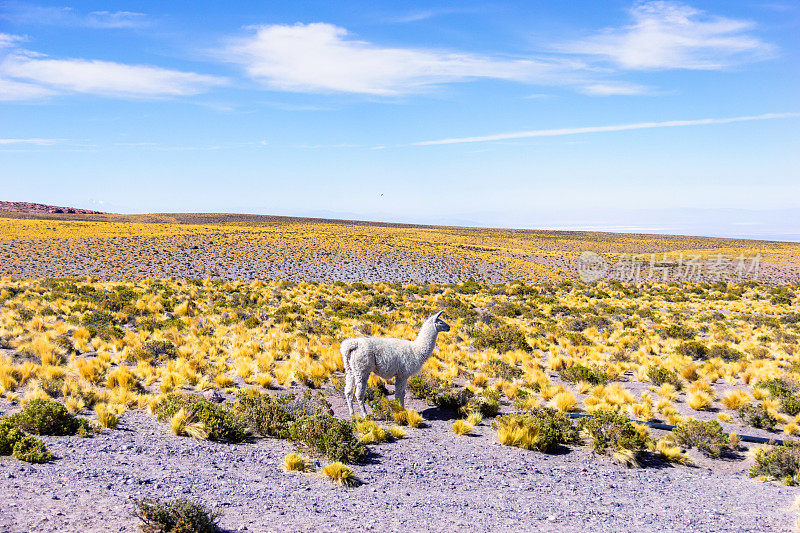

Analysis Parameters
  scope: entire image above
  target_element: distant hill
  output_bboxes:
[0,201,108,215]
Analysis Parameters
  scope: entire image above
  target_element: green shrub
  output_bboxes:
[288,414,366,463]
[646,366,682,388]
[756,379,800,415]
[676,340,708,359]
[242,316,261,329]
[493,408,577,453]
[749,442,800,485]
[433,387,474,412]
[560,364,608,385]
[672,419,732,458]
[12,434,52,463]
[156,394,247,443]
[660,324,695,340]
[738,403,778,431]
[234,390,296,439]
[134,498,220,533]
[0,417,52,463]
[367,394,403,422]
[486,358,523,380]
[407,373,441,402]
[233,389,364,462]
[9,399,79,435]
[133,340,178,364]
[494,302,526,318]
[0,418,25,455]
[756,378,796,398]
[564,316,610,332]
[477,389,501,417]
[707,344,743,362]
[440,297,478,324]
[562,331,593,346]
[473,324,531,353]
[781,396,800,417]
[407,373,474,413]
[578,410,650,455]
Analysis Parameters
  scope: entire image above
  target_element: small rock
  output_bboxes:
[204,390,224,403]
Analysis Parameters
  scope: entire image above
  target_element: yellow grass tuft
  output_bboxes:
[611,448,640,468]
[549,391,578,412]
[452,419,473,436]
[404,409,423,428]
[356,420,389,443]
[94,403,119,429]
[322,462,360,487]
[721,390,751,410]
[655,438,692,465]
[170,408,207,440]
[467,411,483,426]
[283,453,310,472]
[718,412,733,423]
[688,391,714,411]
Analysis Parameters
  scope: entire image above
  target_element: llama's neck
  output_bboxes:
[411,320,439,368]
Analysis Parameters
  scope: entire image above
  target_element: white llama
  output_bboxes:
[340,311,450,416]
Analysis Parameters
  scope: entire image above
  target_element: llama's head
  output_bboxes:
[431,311,450,333]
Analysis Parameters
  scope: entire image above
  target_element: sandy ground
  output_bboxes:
[0,385,796,533]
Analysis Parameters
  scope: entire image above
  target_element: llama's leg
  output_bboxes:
[395,376,408,409]
[344,372,355,416]
[355,374,369,417]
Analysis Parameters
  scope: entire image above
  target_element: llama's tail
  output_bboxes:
[339,338,359,374]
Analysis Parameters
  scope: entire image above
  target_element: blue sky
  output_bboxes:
[1,1,798,239]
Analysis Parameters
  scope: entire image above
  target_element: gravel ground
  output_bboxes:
[1,389,797,533]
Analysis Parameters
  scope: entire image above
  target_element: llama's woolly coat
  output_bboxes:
[340,311,449,416]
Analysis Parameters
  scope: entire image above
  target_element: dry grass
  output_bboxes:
[452,420,473,436]
[321,462,360,487]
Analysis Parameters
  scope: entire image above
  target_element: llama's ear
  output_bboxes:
[433,310,444,319]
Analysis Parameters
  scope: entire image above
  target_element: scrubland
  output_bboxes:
[2,215,800,283]
[1,214,800,531]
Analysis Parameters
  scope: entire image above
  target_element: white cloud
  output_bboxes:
[0,33,22,48]
[0,3,148,29]
[0,137,62,145]
[0,76,54,100]
[413,112,800,145]
[579,82,651,96]
[565,1,773,70]
[0,35,226,100]
[85,11,148,29]
[2,55,226,97]
[221,23,577,95]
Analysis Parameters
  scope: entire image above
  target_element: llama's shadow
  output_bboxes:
[718,448,745,461]
[420,407,460,421]
[548,444,573,456]
[637,451,684,469]
[357,448,384,466]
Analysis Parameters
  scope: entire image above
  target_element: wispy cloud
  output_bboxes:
[563,1,773,70]
[0,76,54,100]
[578,82,651,96]
[384,6,482,23]
[0,34,226,100]
[3,56,226,97]
[413,112,800,145]
[0,137,63,145]
[0,3,149,29]
[84,11,148,29]
[219,23,581,96]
